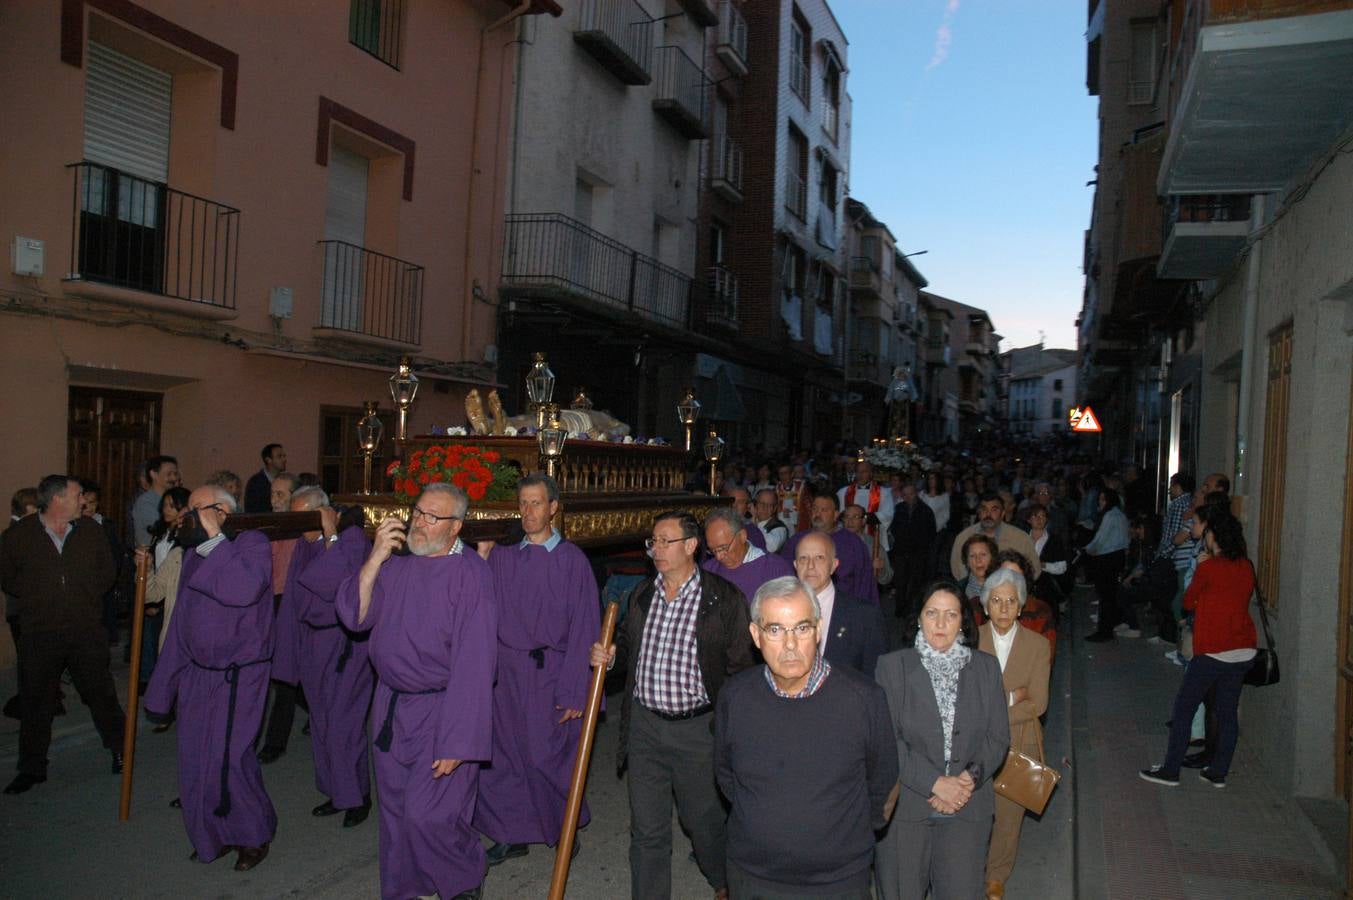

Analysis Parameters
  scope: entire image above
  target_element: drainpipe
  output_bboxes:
[461,1,535,362]
[1233,193,1266,499]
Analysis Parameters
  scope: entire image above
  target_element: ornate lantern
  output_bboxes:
[537,403,567,481]
[676,388,702,452]
[388,356,420,445]
[570,387,593,411]
[356,401,385,495]
[703,428,725,496]
[526,352,556,429]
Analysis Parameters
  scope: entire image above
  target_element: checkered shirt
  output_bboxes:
[764,654,831,699]
[633,568,708,715]
[1158,493,1192,560]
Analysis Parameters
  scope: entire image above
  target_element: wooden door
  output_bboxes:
[67,387,161,540]
[318,405,395,497]
[1256,323,1292,610]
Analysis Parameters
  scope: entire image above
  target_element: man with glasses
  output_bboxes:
[143,485,276,871]
[702,506,793,606]
[473,475,601,867]
[337,483,496,900]
[590,510,754,900]
[714,576,897,899]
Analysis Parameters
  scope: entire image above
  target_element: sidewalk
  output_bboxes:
[1069,590,1344,899]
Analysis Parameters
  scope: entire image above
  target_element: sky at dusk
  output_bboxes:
[830,0,1098,351]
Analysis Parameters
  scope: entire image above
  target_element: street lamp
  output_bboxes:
[526,352,556,429]
[537,403,568,481]
[677,388,702,452]
[357,401,384,495]
[703,428,725,496]
[389,356,420,447]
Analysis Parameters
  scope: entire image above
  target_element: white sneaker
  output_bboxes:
[1120,628,1142,638]
[1113,623,1129,634]
[1164,650,1185,666]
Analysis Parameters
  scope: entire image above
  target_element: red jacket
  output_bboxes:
[1183,557,1257,655]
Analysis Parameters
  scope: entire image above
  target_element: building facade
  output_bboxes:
[1001,345,1077,436]
[922,291,1000,440]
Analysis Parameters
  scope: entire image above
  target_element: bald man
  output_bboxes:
[792,532,887,677]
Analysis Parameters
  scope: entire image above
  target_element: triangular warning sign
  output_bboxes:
[1072,405,1102,433]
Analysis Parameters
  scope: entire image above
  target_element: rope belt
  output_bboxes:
[374,685,445,753]
[307,623,354,674]
[191,657,271,818]
[528,647,548,669]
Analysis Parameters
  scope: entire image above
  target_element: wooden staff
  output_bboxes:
[548,601,620,900]
[118,552,150,821]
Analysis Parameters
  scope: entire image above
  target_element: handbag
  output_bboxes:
[993,723,1061,815]
[1244,573,1280,687]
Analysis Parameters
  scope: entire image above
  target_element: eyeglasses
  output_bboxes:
[194,503,225,515]
[757,621,817,641]
[707,540,736,556]
[645,536,692,549]
[411,506,460,525]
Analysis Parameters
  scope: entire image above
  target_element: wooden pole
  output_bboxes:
[118,553,150,821]
[548,601,620,900]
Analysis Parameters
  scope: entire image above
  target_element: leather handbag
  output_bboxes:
[993,725,1061,815]
[1244,576,1279,687]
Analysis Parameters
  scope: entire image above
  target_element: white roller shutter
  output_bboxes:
[322,147,370,330]
[83,42,171,182]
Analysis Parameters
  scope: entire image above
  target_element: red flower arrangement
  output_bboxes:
[384,444,518,504]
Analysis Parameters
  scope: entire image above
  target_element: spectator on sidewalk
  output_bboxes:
[950,493,1041,582]
[140,487,192,688]
[1083,489,1131,643]
[1140,510,1256,789]
[132,456,181,548]
[1025,504,1070,608]
[244,443,288,514]
[204,470,244,510]
[78,480,125,647]
[977,568,1051,900]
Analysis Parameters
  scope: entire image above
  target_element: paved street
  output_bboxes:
[0,587,1341,898]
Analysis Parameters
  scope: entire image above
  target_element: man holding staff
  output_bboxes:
[143,485,275,871]
[336,483,496,900]
[474,475,601,865]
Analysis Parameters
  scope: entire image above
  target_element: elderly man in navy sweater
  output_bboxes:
[714,576,898,899]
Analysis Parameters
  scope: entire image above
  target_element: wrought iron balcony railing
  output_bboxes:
[706,265,738,327]
[574,0,654,86]
[711,134,743,201]
[653,45,709,139]
[715,0,748,77]
[68,161,239,310]
[318,240,423,346]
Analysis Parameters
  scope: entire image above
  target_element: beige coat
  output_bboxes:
[978,622,1051,760]
[145,546,184,652]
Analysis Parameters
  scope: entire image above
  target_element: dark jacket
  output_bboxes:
[823,589,888,677]
[244,469,272,514]
[1,515,116,633]
[613,567,755,773]
[889,500,936,556]
[874,647,1009,824]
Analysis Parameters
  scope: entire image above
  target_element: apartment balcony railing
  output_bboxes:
[653,45,709,139]
[574,0,653,86]
[349,0,403,69]
[674,0,718,27]
[705,265,738,327]
[318,240,423,346]
[714,0,748,77]
[68,161,239,310]
[1157,193,1252,280]
[501,213,690,329]
[711,134,743,202]
[847,350,883,384]
[849,255,881,297]
[786,172,808,220]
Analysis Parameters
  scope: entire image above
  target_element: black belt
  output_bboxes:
[374,685,446,753]
[192,657,271,818]
[642,702,713,722]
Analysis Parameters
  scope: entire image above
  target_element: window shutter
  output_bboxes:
[325,146,369,245]
[83,42,171,182]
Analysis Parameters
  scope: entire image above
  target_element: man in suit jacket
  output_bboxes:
[792,531,887,676]
[243,443,288,514]
[889,482,937,619]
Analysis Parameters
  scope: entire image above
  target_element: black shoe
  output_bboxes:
[451,887,482,900]
[1084,632,1115,643]
[169,797,182,808]
[1199,768,1227,788]
[111,751,124,774]
[1180,751,1211,769]
[234,844,269,871]
[302,720,310,736]
[342,800,371,828]
[312,800,341,817]
[1139,766,1179,786]
[485,841,530,866]
[3,773,46,794]
[2,694,19,719]
[257,746,285,765]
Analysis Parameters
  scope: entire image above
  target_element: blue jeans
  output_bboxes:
[1162,654,1249,776]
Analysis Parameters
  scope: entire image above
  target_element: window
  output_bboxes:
[350,0,404,69]
[321,146,371,331]
[320,405,396,494]
[823,59,841,142]
[1051,400,1061,421]
[710,221,726,265]
[1128,20,1157,105]
[816,267,834,309]
[1054,378,1064,391]
[786,125,809,219]
[789,10,810,103]
[818,160,838,224]
[784,244,805,297]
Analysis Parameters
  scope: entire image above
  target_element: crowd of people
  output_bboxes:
[0,433,1266,899]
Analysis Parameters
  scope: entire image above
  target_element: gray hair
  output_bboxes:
[207,485,238,512]
[704,505,746,534]
[518,474,559,503]
[750,576,821,624]
[419,482,469,518]
[980,566,1027,613]
[291,486,329,510]
[273,471,297,490]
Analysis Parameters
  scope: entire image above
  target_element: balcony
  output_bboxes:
[786,172,807,220]
[66,161,239,315]
[674,0,718,28]
[500,213,690,329]
[847,350,885,384]
[849,255,882,298]
[573,0,653,86]
[966,339,988,357]
[316,241,423,347]
[1159,9,1353,194]
[652,45,709,139]
[1157,194,1252,280]
[714,0,748,77]
[705,265,738,328]
[711,134,743,202]
[924,339,951,366]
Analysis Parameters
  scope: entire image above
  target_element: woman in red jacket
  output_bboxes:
[1140,507,1256,788]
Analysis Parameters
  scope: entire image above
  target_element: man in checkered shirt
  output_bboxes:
[592,510,754,900]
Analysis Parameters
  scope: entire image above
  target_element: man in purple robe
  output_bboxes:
[702,506,794,604]
[143,485,276,872]
[336,483,496,900]
[722,486,766,550]
[283,487,374,827]
[473,475,600,865]
[779,493,879,604]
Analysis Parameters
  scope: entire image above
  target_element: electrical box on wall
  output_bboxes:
[269,286,293,319]
[11,237,44,277]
